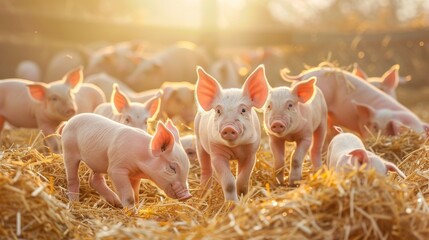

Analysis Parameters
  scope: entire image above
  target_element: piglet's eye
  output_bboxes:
[288,103,293,109]
[241,108,246,113]
[169,164,177,174]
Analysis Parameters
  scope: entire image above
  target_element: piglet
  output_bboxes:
[353,101,427,136]
[61,114,191,208]
[194,65,268,201]
[94,84,160,131]
[327,130,406,178]
[263,77,327,186]
[0,67,82,152]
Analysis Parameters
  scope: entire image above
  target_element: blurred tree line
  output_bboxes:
[1,0,428,31]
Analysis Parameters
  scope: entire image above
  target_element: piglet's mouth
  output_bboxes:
[171,183,192,201]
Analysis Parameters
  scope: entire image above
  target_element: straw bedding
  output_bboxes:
[0,119,428,239]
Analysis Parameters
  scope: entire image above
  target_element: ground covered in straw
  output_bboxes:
[1,116,429,239]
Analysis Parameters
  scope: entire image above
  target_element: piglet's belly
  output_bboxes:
[82,158,109,173]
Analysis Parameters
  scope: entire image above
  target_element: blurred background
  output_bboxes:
[0,0,428,106]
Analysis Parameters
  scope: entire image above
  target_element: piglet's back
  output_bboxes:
[61,113,150,158]
[328,132,365,168]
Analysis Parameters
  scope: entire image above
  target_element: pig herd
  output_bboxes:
[3,42,428,208]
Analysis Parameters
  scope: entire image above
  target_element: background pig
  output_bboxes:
[126,42,209,91]
[85,41,144,80]
[194,65,268,201]
[327,131,406,178]
[208,57,247,88]
[0,67,82,152]
[353,101,427,136]
[44,49,85,83]
[130,81,196,125]
[263,77,327,186]
[240,47,286,87]
[180,135,197,164]
[85,72,135,99]
[281,66,428,138]
[74,83,106,113]
[94,84,160,131]
[352,63,411,99]
[15,60,41,82]
[61,114,191,208]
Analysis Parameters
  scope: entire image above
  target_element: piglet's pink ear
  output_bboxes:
[112,84,130,114]
[292,77,316,103]
[384,161,406,179]
[385,120,406,136]
[27,83,48,102]
[145,92,161,119]
[151,121,175,157]
[380,65,399,90]
[63,66,83,90]
[242,64,269,108]
[196,66,222,111]
[165,119,180,142]
[352,63,368,80]
[348,149,369,165]
[353,102,375,122]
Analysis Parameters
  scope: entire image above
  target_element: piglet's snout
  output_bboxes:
[221,125,240,141]
[270,120,286,133]
[65,108,76,117]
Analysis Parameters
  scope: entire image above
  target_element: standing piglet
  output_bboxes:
[327,131,406,178]
[61,114,191,208]
[194,65,268,201]
[263,78,327,186]
[0,67,82,151]
[94,84,160,131]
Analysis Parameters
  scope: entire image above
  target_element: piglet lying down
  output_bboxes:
[60,113,191,208]
[327,131,406,179]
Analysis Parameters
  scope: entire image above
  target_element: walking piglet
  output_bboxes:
[61,113,191,208]
[263,77,327,186]
[194,65,268,201]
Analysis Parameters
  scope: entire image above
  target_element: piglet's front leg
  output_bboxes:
[89,172,122,207]
[212,156,238,202]
[269,136,286,185]
[39,123,62,153]
[109,171,135,208]
[236,154,256,198]
[289,138,312,186]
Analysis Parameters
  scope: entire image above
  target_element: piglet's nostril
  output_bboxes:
[271,121,286,133]
[221,126,238,141]
[66,109,76,116]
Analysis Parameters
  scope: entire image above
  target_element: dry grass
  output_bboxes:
[0,119,428,239]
